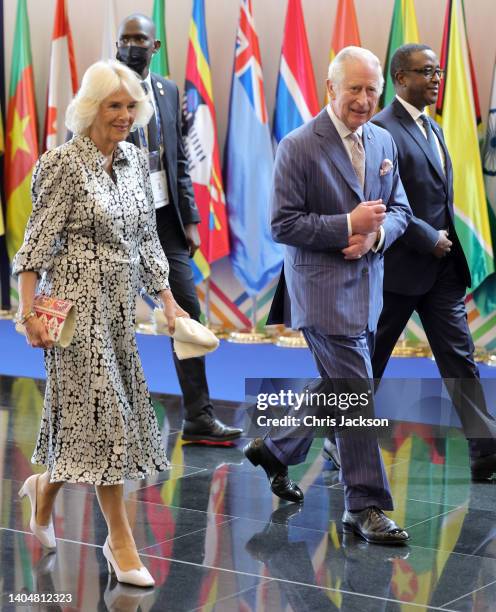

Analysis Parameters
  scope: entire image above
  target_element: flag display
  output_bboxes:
[381,0,420,107]
[182,0,230,283]
[150,0,170,78]
[44,0,78,151]
[328,0,361,62]
[224,0,281,296]
[436,0,494,313]
[101,0,116,61]
[272,0,320,144]
[5,0,38,260]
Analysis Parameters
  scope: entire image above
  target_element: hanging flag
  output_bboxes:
[0,104,5,237]
[5,0,38,260]
[480,58,496,316]
[381,0,420,108]
[224,0,282,296]
[182,0,230,283]
[44,0,78,151]
[436,0,494,314]
[150,0,170,78]
[101,0,116,61]
[325,0,361,104]
[272,0,320,145]
[329,0,361,62]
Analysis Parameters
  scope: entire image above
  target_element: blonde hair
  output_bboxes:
[66,60,153,135]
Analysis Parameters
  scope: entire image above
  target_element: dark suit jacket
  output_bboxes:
[372,98,470,295]
[267,109,411,335]
[128,73,200,243]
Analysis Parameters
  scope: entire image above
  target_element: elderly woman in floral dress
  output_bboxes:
[14,60,187,587]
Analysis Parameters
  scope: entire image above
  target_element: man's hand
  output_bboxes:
[349,199,386,234]
[432,229,452,258]
[342,232,377,260]
[184,223,201,257]
[160,289,190,335]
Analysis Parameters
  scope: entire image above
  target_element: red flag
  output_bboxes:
[44,0,78,151]
[330,0,361,60]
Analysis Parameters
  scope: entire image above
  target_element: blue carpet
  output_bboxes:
[1,319,495,402]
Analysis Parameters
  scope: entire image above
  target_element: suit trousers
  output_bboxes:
[265,327,393,511]
[373,256,496,458]
[155,205,211,419]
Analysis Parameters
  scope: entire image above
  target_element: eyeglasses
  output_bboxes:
[402,67,445,80]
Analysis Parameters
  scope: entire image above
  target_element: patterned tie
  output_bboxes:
[141,81,159,153]
[419,114,443,175]
[348,132,365,189]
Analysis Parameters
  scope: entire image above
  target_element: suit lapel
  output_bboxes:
[314,110,364,203]
[431,120,452,187]
[150,74,174,171]
[362,123,382,200]
[393,99,446,185]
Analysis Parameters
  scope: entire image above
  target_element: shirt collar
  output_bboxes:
[395,94,425,121]
[326,103,363,140]
[75,135,130,167]
[143,72,153,94]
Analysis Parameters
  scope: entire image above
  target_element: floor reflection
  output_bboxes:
[1,374,496,610]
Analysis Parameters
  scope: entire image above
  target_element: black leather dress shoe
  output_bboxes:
[471,453,496,481]
[342,507,409,545]
[244,438,304,503]
[182,412,243,443]
[322,437,341,471]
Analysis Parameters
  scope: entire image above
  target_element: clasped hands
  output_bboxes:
[342,199,386,260]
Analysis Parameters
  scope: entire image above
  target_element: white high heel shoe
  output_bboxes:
[102,538,155,588]
[18,474,56,550]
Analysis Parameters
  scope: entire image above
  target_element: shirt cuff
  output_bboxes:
[371,226,385,253]
[347,213,352,237]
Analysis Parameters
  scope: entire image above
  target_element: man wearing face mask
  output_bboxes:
[116,13,242,443]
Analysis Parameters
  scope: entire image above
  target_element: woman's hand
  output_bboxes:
[160,289,190,335]
[24,316,54,349]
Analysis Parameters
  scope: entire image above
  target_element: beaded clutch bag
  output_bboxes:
[16,295,76,348]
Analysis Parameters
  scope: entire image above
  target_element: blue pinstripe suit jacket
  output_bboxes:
[268,109,412,336]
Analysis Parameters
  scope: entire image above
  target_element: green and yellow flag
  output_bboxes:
[0,106,5,237]
[436,0,495,311]
[381,0,420,108]
[5,0,38,260]
[150,0,170,78]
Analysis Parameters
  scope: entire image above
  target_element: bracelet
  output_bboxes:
[17,310,36,325]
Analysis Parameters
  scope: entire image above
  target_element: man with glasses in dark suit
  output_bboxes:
[371,44,496,479]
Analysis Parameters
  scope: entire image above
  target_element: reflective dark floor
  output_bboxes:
[1,375,496,611]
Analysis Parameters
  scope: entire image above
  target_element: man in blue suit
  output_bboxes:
[245,47,412,544]
[371,44,496,478]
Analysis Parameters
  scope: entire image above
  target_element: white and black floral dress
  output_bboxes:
[13,135,170,485]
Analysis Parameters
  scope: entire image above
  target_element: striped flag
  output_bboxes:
[272,0,320,145]
[44,0,78,151]
[0,105,4,237]
[436,0,495,313]
[480,59,496,317]
[329,0,361,62]
[182,0,230,283]
[325,0,361,104]
[381,0,420,108]
[101,0,116,61]
[5,0,38,260]
[150,0,170,78]
[224,0,282,296]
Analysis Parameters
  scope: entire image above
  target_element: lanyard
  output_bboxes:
[138,87,163,153]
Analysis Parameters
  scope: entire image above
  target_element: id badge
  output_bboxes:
[148,151,169,209]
